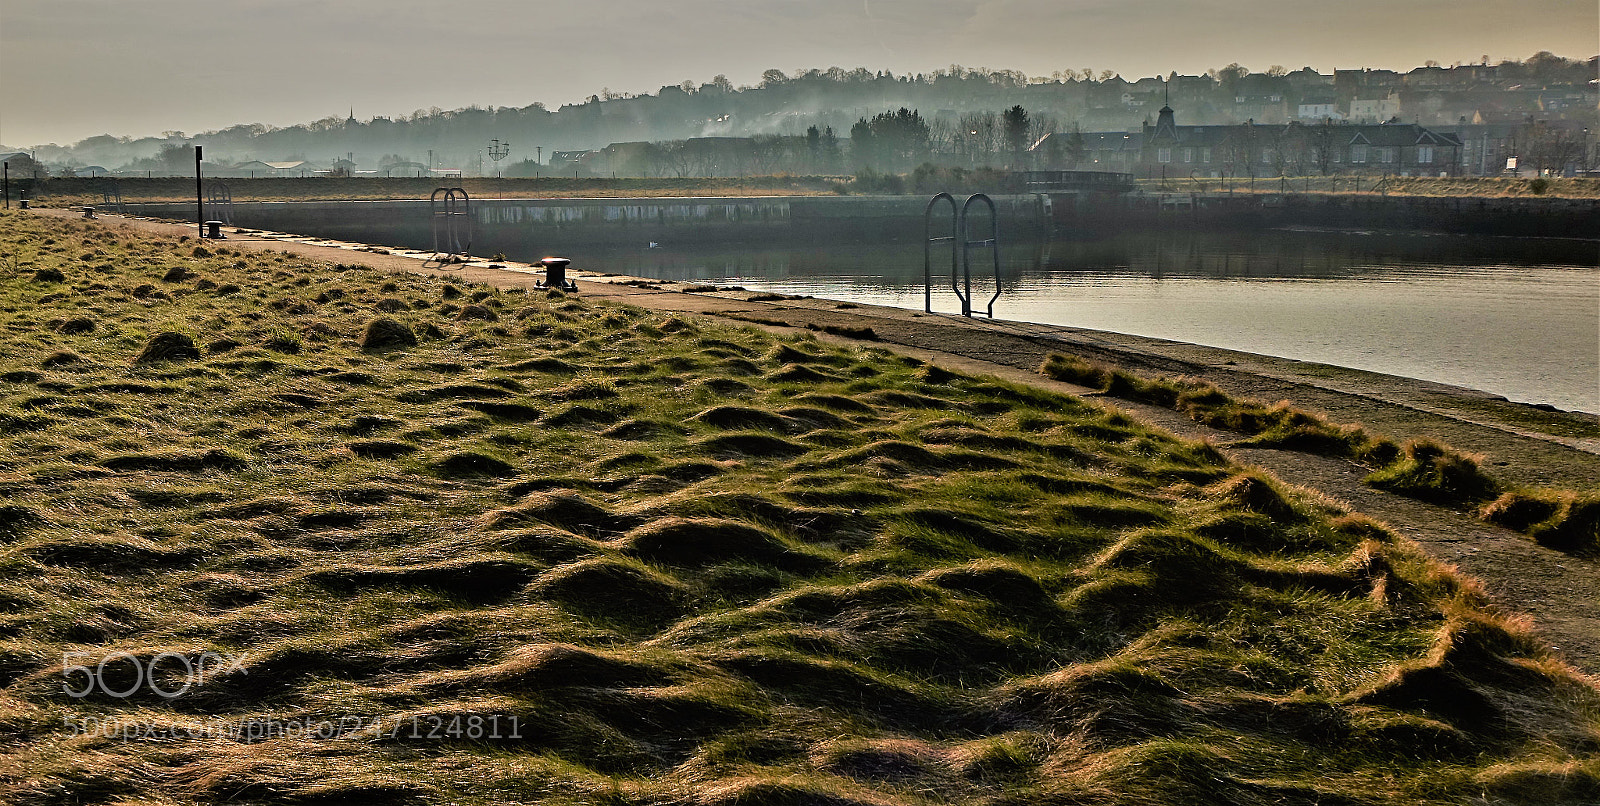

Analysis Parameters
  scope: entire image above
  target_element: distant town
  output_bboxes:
[4,52,1594,181]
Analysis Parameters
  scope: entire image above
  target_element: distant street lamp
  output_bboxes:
[488,139,511,178]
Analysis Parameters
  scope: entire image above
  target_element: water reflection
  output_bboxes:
[558,230,1599,413]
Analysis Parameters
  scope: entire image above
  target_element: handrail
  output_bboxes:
[428,187,472,266]
[205,181,233,226]
[961,193,1001,318]
[100,179,125,215]
[921,192,1004,318]
[923,192,957,314]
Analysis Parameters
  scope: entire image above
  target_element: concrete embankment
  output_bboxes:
[116,190,1600,245]
[115,194,1054,255]
[1060,191,1600,237]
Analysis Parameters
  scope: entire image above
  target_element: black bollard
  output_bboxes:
[538,257,576,291]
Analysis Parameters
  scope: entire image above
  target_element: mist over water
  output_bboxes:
[567,229,1600,413]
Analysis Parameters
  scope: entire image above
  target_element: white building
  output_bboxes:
[1348,95,1402,123]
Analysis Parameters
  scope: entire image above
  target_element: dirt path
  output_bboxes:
[34,209,1600,675]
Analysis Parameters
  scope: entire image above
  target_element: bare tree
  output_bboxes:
[1027,113,1059,158]
[1308,123,1340,175]
[959,111,999,166]
[747,134,793,174]
[1518,120,1586,175]
[648,141,693,177]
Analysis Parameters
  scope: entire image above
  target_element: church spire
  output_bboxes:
[1152,99,1177,139]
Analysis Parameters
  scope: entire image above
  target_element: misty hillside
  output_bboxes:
[10,53,1595,175]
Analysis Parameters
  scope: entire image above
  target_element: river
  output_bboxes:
[555,228,1599,414]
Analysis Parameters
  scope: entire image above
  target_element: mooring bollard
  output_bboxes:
[537,256,577,291]
[203,220,225,239]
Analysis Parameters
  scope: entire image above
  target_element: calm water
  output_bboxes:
[561,230,1600,414]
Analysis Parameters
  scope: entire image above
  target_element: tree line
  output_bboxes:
[12,52,1594,177]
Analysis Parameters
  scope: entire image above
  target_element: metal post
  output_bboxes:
[194,145,204,239]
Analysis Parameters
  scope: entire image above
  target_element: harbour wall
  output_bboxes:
[116,191,1599,250]
[119,195,1053,255]
[1088,192,1599,238]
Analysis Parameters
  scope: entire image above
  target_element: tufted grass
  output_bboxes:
[1041,352,1599,555]
[0,209,1596,804]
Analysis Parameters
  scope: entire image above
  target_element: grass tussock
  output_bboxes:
[1041,352,1592,553]
[132,331,200,364]
[1481,490,1600,556]
[0,210,1594,805]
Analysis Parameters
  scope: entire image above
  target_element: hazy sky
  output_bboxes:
[1,0,1594,148]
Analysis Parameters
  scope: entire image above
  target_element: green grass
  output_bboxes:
[0,210,1596,804]
[1041,352,1599,555]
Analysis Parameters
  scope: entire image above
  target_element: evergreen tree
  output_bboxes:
[1002,105,1031,168]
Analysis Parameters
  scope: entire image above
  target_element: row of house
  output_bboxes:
[1033,107,1467,179]
[1086,61,1596,129]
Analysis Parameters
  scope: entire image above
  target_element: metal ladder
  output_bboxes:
[205,181,233,225]
[924,193,1001,317]
[100,179,125,216]
[428,187,472,266]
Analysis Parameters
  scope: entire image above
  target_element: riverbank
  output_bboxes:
[42,210,1593,481]
[33,207,1600,666]
[21,174,1600,205]
[12,209,1600,806]
[7,207,1600,804]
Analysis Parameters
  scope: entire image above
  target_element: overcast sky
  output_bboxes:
[1,0,1594,148]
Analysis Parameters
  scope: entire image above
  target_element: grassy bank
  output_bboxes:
[1,210,1598,804]
[1041,354,1600,556]
[22,175,841,207]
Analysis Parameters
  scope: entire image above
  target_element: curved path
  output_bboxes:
[34,209,1600,676]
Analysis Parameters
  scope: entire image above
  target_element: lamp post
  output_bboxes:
[194,145,204,239]
[488,139,511,178]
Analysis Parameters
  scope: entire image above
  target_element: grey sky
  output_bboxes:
[1,0,1593,147]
